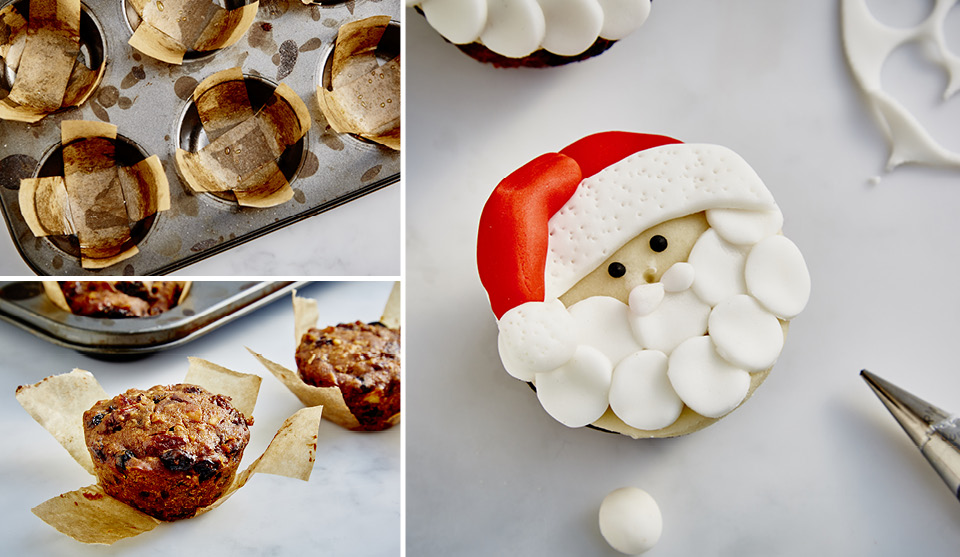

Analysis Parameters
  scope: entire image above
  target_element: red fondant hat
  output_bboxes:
[477,132,681,319]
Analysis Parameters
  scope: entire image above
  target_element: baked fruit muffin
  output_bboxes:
[295,321,400,431]
[44,281,190,318]
[409,0,652,68]
[478,132,810,437]
[82,384,253,521]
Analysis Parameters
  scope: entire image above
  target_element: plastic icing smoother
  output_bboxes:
[842,0,960,170]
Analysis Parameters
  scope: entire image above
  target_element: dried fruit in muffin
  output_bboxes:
[45,281,190,318]
[82,384,253,521]
[295,321,400,431]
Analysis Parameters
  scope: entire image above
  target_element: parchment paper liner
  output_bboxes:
[18,120,170,269]
[316,16,399,150]
[250,282,400,431]
[127,0,258,65]
[175,67,311,208]
[15,357,323,545]
[41,280,193,315]
[0,0,105,122]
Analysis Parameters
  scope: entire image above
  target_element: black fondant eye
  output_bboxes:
[649,235,668,253]
[608,262,626,278]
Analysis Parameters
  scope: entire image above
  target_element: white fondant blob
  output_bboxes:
[708,295,784,372]
[688,228,748,307]
[569,296,643,365]
[609,350,683,431]
[628,289,709,355]
[628,282,664,317]
[480,0,546,59]
[660,262,695,292]
[420,0,488,44]
[745,235,811,319]
[668,336,750,418]
[706,206,783,245]
[539,0,604,57]
[599,487,662,555]
[497,299,577,381]
[535,346,613,428]
[597,0,651,40]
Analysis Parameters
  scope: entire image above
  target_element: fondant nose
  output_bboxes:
[642,268,657,284]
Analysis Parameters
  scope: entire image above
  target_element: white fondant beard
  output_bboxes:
[497,224,810,432]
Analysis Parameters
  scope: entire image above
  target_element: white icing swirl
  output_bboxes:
[413,0,652,59]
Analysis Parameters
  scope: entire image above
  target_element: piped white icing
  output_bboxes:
[688,228,748,307]
[599,487,662,555]
[708,295,784,372]
[667,336,750,419]
[544,144,776,300]
[745,235,811,319]
[535,345,612,427]
[842,0,960,170]
[609,350,683,431]
[413,0,652,59]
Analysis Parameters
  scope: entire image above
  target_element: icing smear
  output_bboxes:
[842,0,960,170]
[409,0,652,59]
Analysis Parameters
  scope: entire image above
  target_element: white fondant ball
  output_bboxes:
[599,487,662,555]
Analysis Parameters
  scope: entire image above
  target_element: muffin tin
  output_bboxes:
[0,0,400,275]
[0,280,306,353]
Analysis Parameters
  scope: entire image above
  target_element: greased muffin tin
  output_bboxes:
[0,280,306,353]
[0,0,400,275]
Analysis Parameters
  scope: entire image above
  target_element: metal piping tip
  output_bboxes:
[861,370,960,501]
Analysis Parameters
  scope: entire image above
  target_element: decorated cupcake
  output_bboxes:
[409,0,652,68]
[478,132,810,437]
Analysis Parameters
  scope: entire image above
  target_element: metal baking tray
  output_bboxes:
[0,280,307,354]
[0,0,399,275]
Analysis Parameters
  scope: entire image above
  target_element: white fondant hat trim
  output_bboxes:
[543,143,777,299]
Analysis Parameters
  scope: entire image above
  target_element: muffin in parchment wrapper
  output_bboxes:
[250,283,400,431]
[15,357,323,545]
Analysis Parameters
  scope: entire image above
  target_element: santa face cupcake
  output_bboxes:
[409,0,653,68]
[477,132,810,437]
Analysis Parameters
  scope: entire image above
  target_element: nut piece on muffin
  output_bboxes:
[43,281,191,318]
[295,321,401,431]
[82,384,253,521]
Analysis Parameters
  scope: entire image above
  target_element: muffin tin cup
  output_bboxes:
[0,0,400,275]
[0,0,108,116]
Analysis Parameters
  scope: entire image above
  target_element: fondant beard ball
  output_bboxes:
[478,132,810,438]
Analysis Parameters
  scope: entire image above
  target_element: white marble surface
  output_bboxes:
[406,1,960,555]
[0,280,399,556]
[0,184,400,277]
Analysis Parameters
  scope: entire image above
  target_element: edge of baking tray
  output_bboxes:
[4,172,399,275]
[0,281,309,354]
